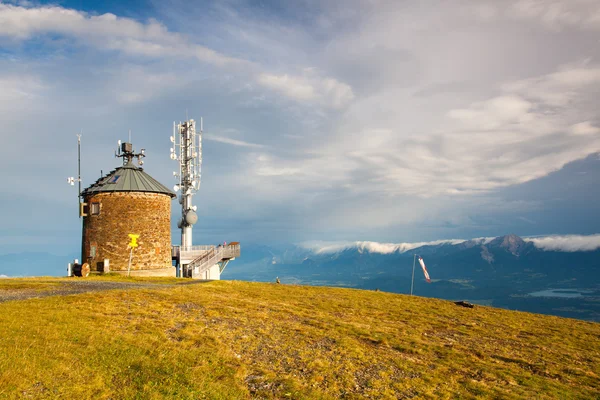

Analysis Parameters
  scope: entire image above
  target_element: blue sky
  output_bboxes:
[0,0,599,255]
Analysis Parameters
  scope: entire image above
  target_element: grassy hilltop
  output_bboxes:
[0,278,599,399]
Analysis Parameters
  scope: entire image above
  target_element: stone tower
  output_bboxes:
[80,142,176,276]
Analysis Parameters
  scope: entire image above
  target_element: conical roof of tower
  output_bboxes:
[81,162,176,198]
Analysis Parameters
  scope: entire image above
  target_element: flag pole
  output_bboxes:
[410,254,416,295]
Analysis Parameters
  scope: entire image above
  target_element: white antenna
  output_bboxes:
[170,117,203,250]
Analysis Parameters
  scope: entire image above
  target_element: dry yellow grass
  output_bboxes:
[0,279,598,399]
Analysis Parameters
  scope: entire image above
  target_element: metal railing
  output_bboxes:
[173,244,240,258]
[220,244,240,259]
[181,245,216,252]
[189,249,222,276]
[188,248,217,269]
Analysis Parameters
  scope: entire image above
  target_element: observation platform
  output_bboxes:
[172,242,240,279]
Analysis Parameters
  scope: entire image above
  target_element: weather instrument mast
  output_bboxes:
[170,118,202,251]
[66,133,83,217]
[115,138,145,166]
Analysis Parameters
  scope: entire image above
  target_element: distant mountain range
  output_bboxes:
[223,234,600,321]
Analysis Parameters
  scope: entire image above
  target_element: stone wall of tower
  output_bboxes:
[81,192,173,273]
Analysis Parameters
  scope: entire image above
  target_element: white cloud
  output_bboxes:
[0,4,354,107]
[110,67,180,105]
[509,0,600,31]
[570,121,600,136]
[257,72,354,109]
[0,5,166,40]
[303,239,470,255]
[0,4,247,66]
[503,63,600,107]
[253,154,301,177]
[467,0,600,31]
[257,74,316,101]
[247,61,600,199]
[525,234,600,252]
[0,74,46,103]
[204,134,264,148]
[217,1,600,202]
[447,95,534,130]
[0,74,49,124]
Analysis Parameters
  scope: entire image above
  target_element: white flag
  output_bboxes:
[418,256,431,283]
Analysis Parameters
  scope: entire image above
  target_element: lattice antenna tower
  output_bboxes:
[170,117,202,248]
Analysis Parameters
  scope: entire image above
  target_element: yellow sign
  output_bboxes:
[128,234,140,248]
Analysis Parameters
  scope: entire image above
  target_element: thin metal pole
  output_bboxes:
[410,254,416,295]
[77,134,82,217]
[127,247,133,277]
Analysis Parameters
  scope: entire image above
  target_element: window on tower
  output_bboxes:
[90,203,100,215]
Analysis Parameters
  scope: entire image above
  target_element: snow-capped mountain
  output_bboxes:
[224,234,600,321]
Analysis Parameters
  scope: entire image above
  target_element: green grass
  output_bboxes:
[0,279,598,399]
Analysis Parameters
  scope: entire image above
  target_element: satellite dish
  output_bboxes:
[170,136,175,143]
[118,140,121,146]
[174,185,180,192]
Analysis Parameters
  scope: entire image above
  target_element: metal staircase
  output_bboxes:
[188,247,221,276]
[178,243,240,278]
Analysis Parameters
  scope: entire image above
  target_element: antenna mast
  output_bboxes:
[67,133,83,218]
[77,133,81,200]
[170,117,202,250]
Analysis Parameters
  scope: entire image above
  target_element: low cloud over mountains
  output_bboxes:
[303,233,600,255]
